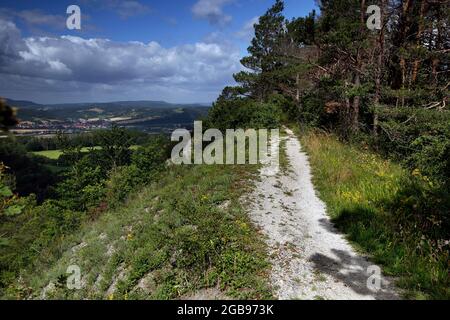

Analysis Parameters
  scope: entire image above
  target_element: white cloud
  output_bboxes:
[0,19,242,103]
[192,0,233,26]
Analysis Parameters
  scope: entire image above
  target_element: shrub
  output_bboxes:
[97,125,133,168]
[0,163,24,219]
[374,107,450,187]
[56,156,106,211]
[131,140,168,180]
[268,93,298,122]
[207,98,282,130]
[105,165,143,206]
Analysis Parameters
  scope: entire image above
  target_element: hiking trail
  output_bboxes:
[247,128,400,300]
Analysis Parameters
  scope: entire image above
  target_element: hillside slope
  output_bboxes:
[5,163,271,300]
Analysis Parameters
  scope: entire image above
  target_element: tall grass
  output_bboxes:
[298,129,449,300]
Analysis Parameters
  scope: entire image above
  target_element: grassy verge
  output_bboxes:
[4,163,271,300]
[295,128,449,300]
[278,128,291,174]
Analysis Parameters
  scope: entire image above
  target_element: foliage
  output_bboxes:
[2,0,448,301]
[373,107,450,187]
[236,0,286,100]
[105,165,143,206]
[0,139,59,200]
[0,99,18,131]
[0,197,85,292]
[0,128,170,295]
[131,137,169,177]
[56,156,106,211]
[207,97,282,130]
[0,163,24,219]
[96,124,133,168]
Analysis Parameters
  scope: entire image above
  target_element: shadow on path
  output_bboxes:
[309,248,400,300]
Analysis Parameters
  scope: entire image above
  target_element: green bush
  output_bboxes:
[408,135,450,187]
[106,165,143,206]
[131,140,168,179]
[267,93,298,122]
[374,107,450,187]
[207,98,282,130]
[387,175,450,242]
[56,156,106,211]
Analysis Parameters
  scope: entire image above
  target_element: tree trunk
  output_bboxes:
[411,0,427,84]
[399,0,412,107]
[400,57,406,107]
[373,0,387,136]
[353,72,361,130]
[351,0,367,131]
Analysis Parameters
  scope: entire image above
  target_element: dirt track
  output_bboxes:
[247,128,400,300]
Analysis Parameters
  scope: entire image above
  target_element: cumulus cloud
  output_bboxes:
[192,0,233,26]
[0,19,242,103]
[0,20,26,64]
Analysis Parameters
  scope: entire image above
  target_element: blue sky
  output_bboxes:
[0,0,317,104]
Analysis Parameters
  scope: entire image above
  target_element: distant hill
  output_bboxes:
[6,98,210,133]
[5,98,42,109]
[5,98,211,110]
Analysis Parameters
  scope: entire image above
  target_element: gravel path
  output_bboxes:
[248,128,400,300]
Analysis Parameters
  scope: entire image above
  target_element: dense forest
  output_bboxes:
[209,0,449,183]
[0,0,448,300]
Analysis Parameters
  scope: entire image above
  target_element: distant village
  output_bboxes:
[12,118,112,136]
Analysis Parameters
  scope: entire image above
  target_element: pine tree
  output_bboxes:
[316,0,371,130]
[234,0,286,101]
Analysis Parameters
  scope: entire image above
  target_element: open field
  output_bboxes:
[32,146,140,160]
